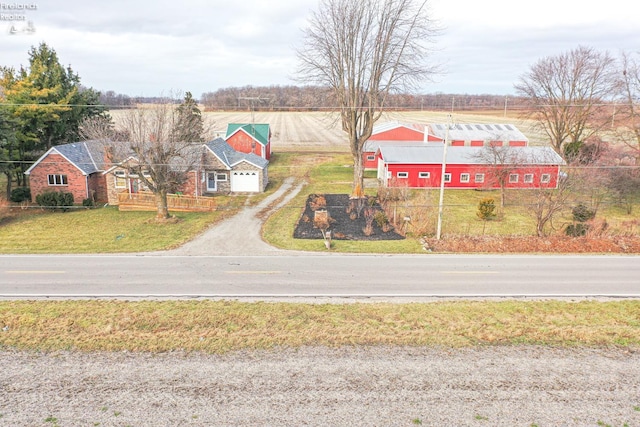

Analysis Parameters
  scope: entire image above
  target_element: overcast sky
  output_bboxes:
[2,0,639,98]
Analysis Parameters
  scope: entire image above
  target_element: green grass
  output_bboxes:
[0,205,234,254]
[1,300,638,353]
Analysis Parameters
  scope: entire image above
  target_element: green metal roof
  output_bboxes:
[226,123,270,146]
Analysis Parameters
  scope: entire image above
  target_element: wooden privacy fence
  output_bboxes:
[117,191,216,212]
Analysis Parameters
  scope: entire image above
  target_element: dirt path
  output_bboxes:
[169,177,305,256]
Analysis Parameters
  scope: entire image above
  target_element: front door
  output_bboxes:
[207,172,217,192]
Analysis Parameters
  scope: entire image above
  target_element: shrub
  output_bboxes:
[572,203,596,222]
[565,222,590,237]
[9,187,31,203]
[477,198,497,221]
[82,198,95,207]
[35,191,74,211]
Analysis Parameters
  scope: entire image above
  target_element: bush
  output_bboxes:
[477,198,497,221]
[82,198,95,207]
[565,223,590,237]
[9,187,31,203]
[572,203,596,222]
[35,191,74,211]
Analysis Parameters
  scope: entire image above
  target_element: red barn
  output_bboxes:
[369,121,427,141]
[377,145,564,189]
[225,123,271,160]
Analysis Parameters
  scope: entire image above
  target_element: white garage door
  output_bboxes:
[231,170,260,192]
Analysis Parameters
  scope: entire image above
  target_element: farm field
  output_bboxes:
[110,109,548,151]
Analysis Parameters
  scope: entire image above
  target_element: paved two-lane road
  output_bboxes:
[1,254,638,298]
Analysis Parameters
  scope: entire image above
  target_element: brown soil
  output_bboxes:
[423,235,640,254]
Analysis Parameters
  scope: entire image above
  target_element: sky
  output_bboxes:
[1,0,639,98]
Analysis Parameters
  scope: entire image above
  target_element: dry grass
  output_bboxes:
[0,300,638,353]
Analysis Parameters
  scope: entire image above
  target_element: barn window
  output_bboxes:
[114,171,126,188]
[418,172,430,179]
[541,174,551,183]
[524,174,534,183]
[460,173,470,183]
[509,174,519,183]
[366,155,375,161]
[444,173,451,183]
[475,173,485,183]
[47,174,68,186]
[397,172,409,179]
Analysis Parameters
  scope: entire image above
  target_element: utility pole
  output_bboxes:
[436,115,453,240]
[237,96,270,125]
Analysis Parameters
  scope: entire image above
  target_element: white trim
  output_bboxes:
[474,173,485,183]
[444,173,451,183]
[418,171,430,179]
[509,173,519,183]
[541,173,551,183]
[460,173,470,183]
[524,173,534,183]
[397,171,409,178]
[25,147,88,176]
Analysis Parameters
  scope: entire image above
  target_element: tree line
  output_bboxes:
[200,85,525,112]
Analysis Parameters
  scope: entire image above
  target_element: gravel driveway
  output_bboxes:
[1,346,639,426]
[169,177,305,256]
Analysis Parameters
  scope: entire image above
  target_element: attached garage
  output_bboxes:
[231,170,260,192]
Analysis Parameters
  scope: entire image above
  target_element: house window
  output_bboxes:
[114,171,127,188]
[47,174,67,186]
[541,174,551,183]
[216,173,227,182]
[418,172,430,179]
[444,173,451,183]
[475,173,485,183]
[509,174,519,183]
[366,155,375,161]
[460,173,470,183]
[524,174,534,183]
[397,172,409,179]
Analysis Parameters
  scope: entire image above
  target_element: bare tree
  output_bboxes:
[296,0,438,194]
[527,174,573,237]
[81,98,207,220]
[473,143,527,208]
[515,46,616,160]
[614,51,640,162]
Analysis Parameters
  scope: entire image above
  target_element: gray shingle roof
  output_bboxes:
[204,138,268,169]
[39,140,107,175]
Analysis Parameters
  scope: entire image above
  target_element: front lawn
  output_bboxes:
[0,205,234,254]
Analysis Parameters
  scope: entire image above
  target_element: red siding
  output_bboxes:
[226,131,269,159]
[427,134,444,142]
[28,153,91,203]
[370,127,424,141]
[450,140,465,146]
[508,140,527,147]
[470,140,484,147]
[384,163,560,189]
[363,152,378,169]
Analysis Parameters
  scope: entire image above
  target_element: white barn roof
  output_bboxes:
[428,123,528,143]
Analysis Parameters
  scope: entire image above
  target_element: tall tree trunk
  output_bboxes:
[352,146,365,197]
[155,190,170,220]
[4,171,12,200]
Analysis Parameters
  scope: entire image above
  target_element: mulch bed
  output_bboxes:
[293,194,404,241]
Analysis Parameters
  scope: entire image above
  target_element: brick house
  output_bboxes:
[24,140,109,203]
[26,137,269,206]
[225,123,271,160]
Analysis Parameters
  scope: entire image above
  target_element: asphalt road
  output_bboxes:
[1,254,638,298]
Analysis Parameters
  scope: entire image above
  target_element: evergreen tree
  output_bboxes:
[172,91,204,143]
